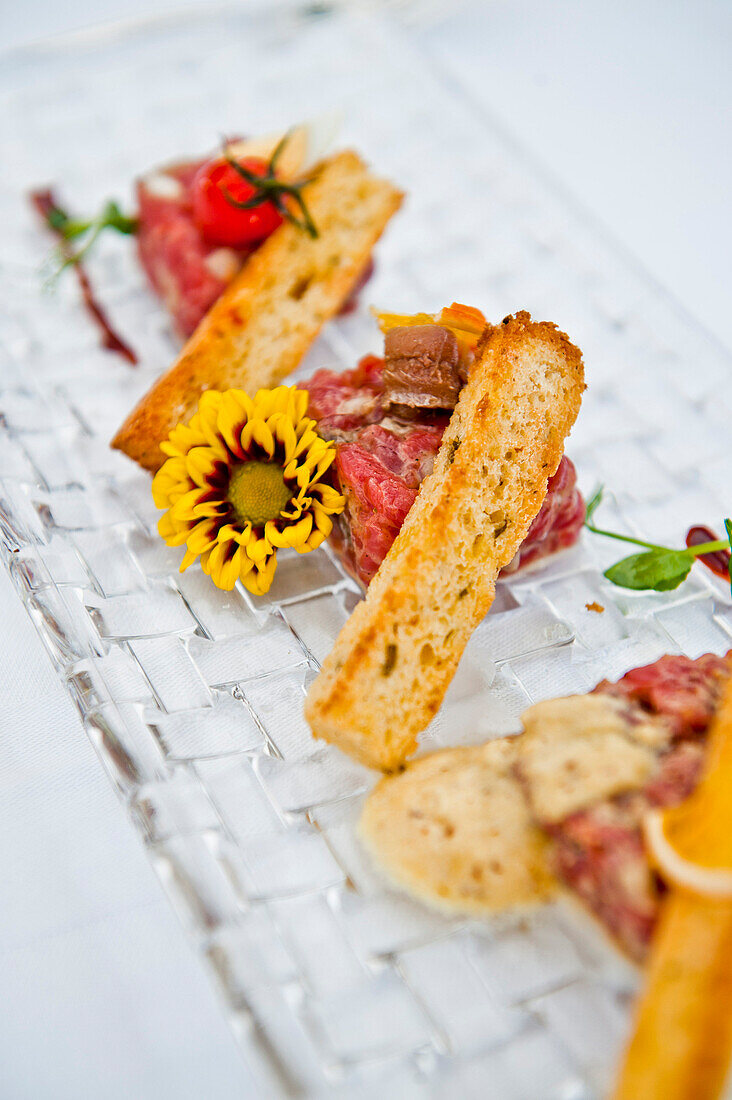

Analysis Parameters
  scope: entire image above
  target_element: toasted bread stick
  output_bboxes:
[613,895,732,1100]
[112,151,403,472]
[305,312,585,770]
[613,662,732,1100]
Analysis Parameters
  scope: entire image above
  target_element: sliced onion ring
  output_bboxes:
[644,809,732,898]
[225,113,342,182]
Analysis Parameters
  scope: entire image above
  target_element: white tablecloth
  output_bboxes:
[0,567,251,1099]
[1,1,730,1097]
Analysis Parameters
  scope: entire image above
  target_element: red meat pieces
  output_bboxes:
[306,355,585,586]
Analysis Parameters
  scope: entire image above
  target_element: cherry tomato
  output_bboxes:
[191,156,283,248]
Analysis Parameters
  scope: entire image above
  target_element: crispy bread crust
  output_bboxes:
[112,151,403,472]
[305,312,585,770]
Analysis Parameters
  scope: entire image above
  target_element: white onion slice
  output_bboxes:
[204,248,241,282]
[225,113,342,180]
[142,172,184,199]
[644,809,732,897]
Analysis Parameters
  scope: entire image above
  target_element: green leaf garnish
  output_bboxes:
[38,195,137,283]
[604,549,694,592]
[585,487,731,592]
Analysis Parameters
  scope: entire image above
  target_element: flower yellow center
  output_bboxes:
[227,460,292,527]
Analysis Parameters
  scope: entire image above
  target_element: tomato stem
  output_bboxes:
[223,132,319,239]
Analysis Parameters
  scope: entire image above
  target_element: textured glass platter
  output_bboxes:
[2,5,732,1097]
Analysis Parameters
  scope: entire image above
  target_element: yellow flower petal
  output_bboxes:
[279,495,307,522]
[297,523,330,553]
[293,389,309,423]
[197,391,228,456]
[198,389,224,418]
[152,477,173,511]
[294,463,317,491]
[199,548,213,576]
[204,539,235,587]
[164,419,208,458]
[191,497,228,520]
[217,522,252,546]
[292,426,320,460]
[179,547,199,572]
[254,386,289,420]
[279,513,314,549]
[158,512,189,547]
[245,535,273,564]
[187,519,219,555]
[311,482,345,513]
[152,457,189,508]
[248,418,275,458]
[228,389,255,419]
[241,553,278,596]
[217,399,248,460]
[264,520,290,548]
[216,543,245,590]
[315,500,338,529]
[169,488,210,524]
[271,415,298,462]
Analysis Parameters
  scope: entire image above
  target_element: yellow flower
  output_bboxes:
[152,386,345,595]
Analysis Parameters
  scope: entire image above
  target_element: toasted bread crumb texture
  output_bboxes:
[305,312,585,770]
[112,151,403,472]
[359,740,555,913]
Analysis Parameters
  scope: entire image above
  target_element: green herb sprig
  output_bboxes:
[41,196,137,282]
[223,131,319,239]
[584,486,732,593]
[30,188,138,364]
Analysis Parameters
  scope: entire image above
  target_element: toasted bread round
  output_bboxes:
[359,739,555,914]
[517,694,670,825]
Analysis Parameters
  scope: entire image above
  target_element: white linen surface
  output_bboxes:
[0,568,252,1100]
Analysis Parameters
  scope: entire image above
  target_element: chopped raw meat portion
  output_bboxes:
[550,792,659,962]
[548,654,729,960]
[307,355,386,435]
[137,158,375,338]
[334,423,446,584]
[501,450,586,574]
[594,652,729,739]
[306,355,585,586]
[137,160,251,338]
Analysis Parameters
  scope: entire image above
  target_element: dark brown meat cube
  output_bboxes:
[383,325,462,411]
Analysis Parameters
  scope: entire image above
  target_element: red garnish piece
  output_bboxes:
[191,135,317,249]
[191,156,284,248]
[29,188,137,366]
[686,525,731,579]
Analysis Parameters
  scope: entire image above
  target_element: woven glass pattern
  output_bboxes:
[1,7,731,1097]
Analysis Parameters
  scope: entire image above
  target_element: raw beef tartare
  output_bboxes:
[137,136,374,338]
[306,335,585,586]
[548,653,730,961]
[137,160,253,338]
